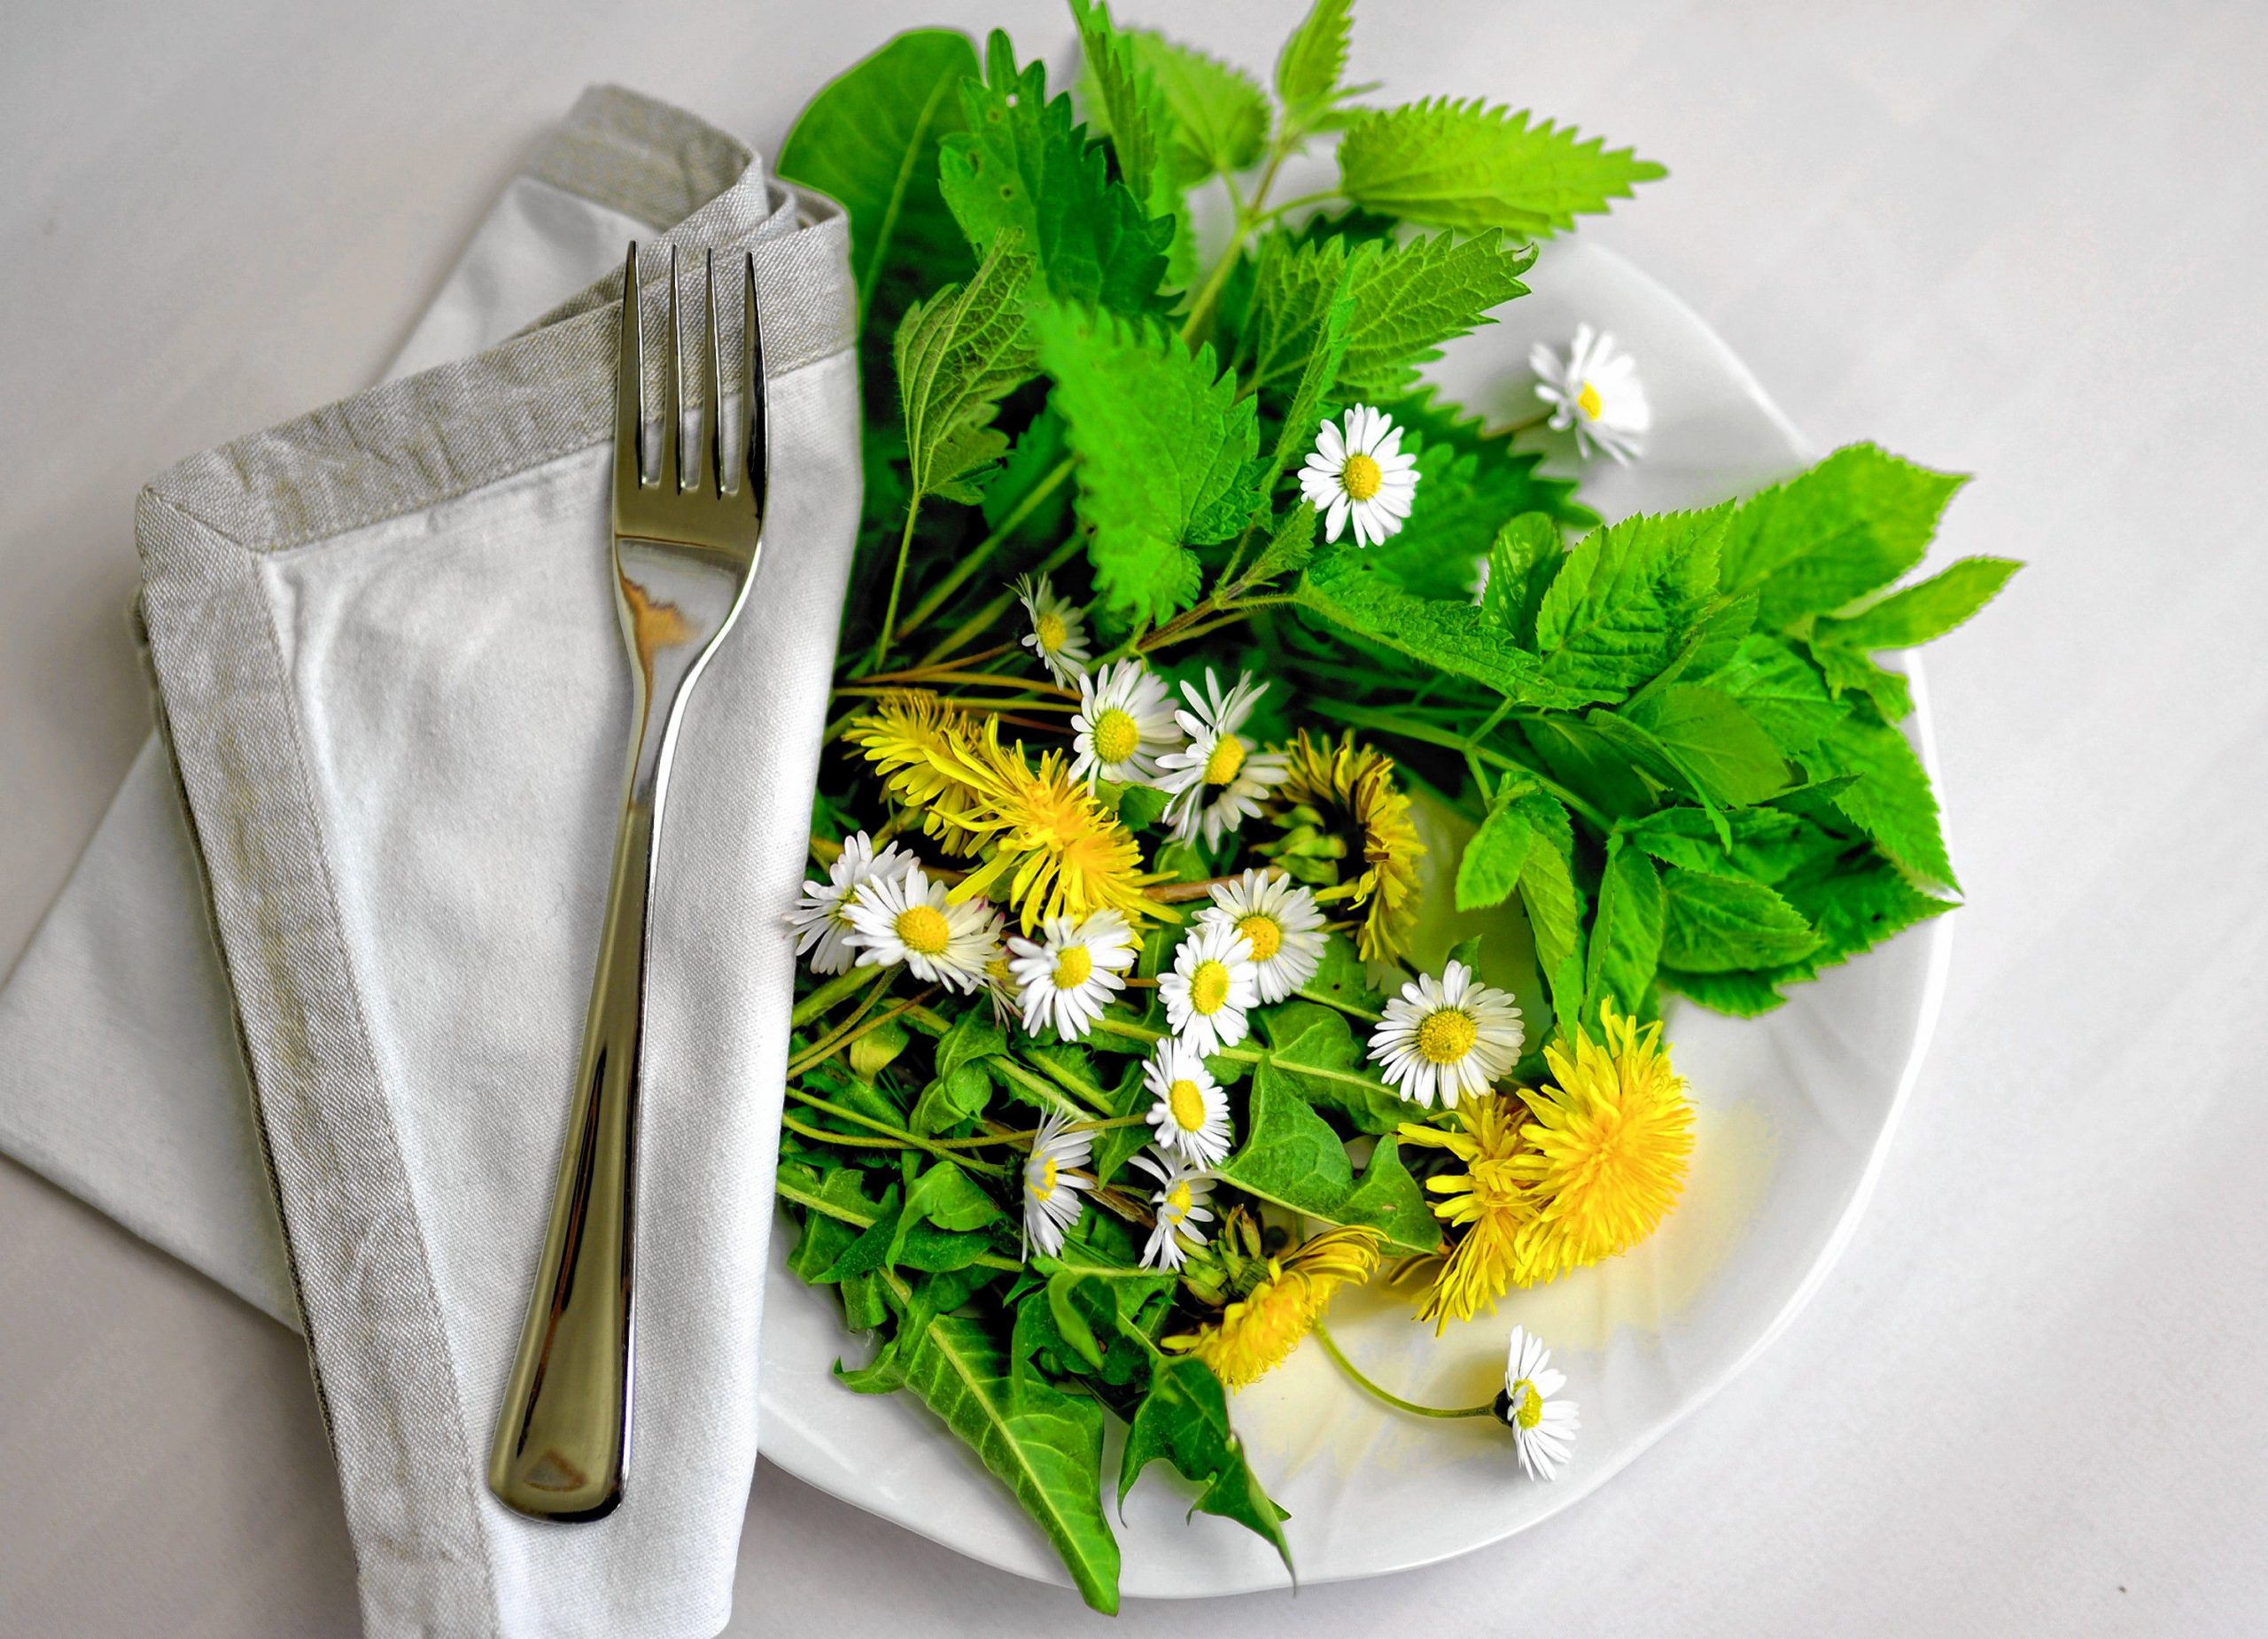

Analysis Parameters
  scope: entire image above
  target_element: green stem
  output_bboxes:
[791,966,886,1030]
[1251,188,1343,226]
[1312,1322,1497,1419]
[774,1174,1025,1274]
[870,496,925,671]
[782,1086,1009,1176]
[1310,699,1614,834]
[922,533,1085,667]
[897,458,1077,641]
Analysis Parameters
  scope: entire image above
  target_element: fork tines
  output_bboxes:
[613,242,768,520]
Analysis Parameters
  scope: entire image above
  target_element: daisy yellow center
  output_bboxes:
[1340,452,1383,501]
[896,904,951,956]
[1510,1379,1543,1429]
[1188,959,1231,1015]
[1091,706,1140,765]
[1203,734,1247,787]
[1235,912,1283,963]
[1035,610,1068,653]
[1169,1078,1208,1132]
[1576,380,1604,421]
[1052,944,1093,990]
[1416,1006,1478,1065]
[1166,1180,1193,1219]
[1034,1157,1058,1200]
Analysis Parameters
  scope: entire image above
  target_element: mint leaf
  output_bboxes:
[941,34,1169,315]
[1275,0,1355,126]
[1119,1354,1291,1566]
[1582,837,1662,1018]
[1621,683,1790,808]
[1802,712,1957,891]
[1246,229,1534,400]
[1818,555,2022,649]
[1337,98,1665,236]
[1721,445,1967,629]
[1456,783,1534,911]
[1658,866,1820,973]
[780,28,980,335]
[1126,30,1270,181]
[1534,506,1729,701]
[1031,303,1259,620]
[893,233,1037,504]
[1296,543,1582,703]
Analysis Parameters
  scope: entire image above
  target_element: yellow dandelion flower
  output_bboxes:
[1509,1001,1694,1283]
[1259,731,1424,965]
[1398,1091,1539,1331]
[843,691,998,851]
[1167,1219,1382,1390]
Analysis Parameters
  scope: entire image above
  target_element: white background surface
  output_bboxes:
[2,1,2263,1634]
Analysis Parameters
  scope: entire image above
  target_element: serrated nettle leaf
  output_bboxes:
[1251,1003,1408,1135]
[1216,1074,1440,1253]
[1246,229,1535,400]
[1124,28,1271,182]
[1720,444,1968,630]
[1583,837,1662,1019]
[1818,555,2022,650]
[780,28,980,330]
[1513,791,1584,982]
[1296,544,1587,704]
[1071,0,1192,288]
[1248,500,1321,587]
[1800,711,1958,891]
[1119,1354,1293,1567]
[1274,0,1355,126]
[1714,633,1846,757]
[893,233,1038,505]
[1534,504,1729,701]
[1032,302,1260,620]
[1337,97,1665,237]
[1622,804,1839,885]
[1657,865,1821,974]
[1810,638,1914,722]
[1257,268,1355,501]
[1481,512,1560,643]
[941,34,1169,315]
[1621,683,1790,807]
[1456,784,1534,911]
[890,1294,1124,1612]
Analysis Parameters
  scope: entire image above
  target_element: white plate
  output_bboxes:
[754,238,1953,1598]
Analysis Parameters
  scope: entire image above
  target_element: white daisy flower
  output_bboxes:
[1141,1038,1233,1167]
[1154,669,1289,848]
[1157,920,1260,1059]
[1130,1151,1216,1271]
[1299,404,1419,548]
[843,864,1000,994]
[1005,909,1138,1040]
[788,831,916,975]
[1196,868,1326,1006]
[1014,572,1091,686]
[1499,1324,1580,1481]
[1069,658,1183,788]
[1367,959,1524,1108]
[1530,324,1651,464]
[1021,1109,1094,1258]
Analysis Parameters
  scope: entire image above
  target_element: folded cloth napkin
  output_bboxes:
[0,85,736,1330]
[9,87,857,1638]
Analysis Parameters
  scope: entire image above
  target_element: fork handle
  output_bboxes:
[488,782,656,1520]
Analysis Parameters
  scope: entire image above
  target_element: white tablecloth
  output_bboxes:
[3,2,2263,1634]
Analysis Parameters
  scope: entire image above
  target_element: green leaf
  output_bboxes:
[1817,555,2022,649]
[1119,1354,1293,1568]
[1720,445,1967,629]
[1802,712,1958,891]
[1031,303,1260,620]
[1247,501,1320,587]
[1480,512,1561,643]
[1298,931,1385,1014]
[1582,837,1662,1018]
[893,232,1037,505]
[1274,0,1355,127]
[1337,98,1665,236]
[900,1161,1003,1233]
[1658,866,1820,973]
[1534,506,1728,702]
[1125,30,1271,181]
[1455,785,1534,911]
[1715,634,1845,757]
[891,1300,1123,1612]
[1622,804,1839,885]
[1071,0,1192,287]
[1216,1074,1440,1254]
[1295,544,1581,703]
[1245,229,1534,400]
[909,1060,992,1134]
[940,34,1169,315]
[1514,792,1584,982]
[779,28,980,333]
[1251,1001,1408,1135]
[1810,639,1914,722]
[1255,260,1355,501]
[1621,683,1790,808]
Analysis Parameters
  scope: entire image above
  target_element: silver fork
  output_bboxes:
[488,243,768,1522]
